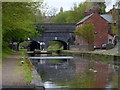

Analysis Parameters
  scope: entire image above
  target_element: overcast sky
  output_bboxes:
[44,0,86,12]
[43,0,116,13]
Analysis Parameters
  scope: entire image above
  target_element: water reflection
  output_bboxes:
[30,55,119,88]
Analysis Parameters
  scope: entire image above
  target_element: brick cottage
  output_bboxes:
[75,12,116,50]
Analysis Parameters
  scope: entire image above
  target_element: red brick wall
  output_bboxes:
[76,13,108,48]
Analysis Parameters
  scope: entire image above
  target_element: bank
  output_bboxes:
[26,56,45,90]
[61,50,120,61]
[21,51,45,89]
[2,50,45,90]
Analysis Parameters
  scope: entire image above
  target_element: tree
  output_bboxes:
[74,22,95,51]
[51,2,93,23]
[34,10,45,24]
[51,1,107,23]
[2,2,43,43]
[110,2,120,41]
[112,24,117,34]
[2,2,44,50]
[46,7,58,17]
[93,2,106,14]
[51,11,70,23]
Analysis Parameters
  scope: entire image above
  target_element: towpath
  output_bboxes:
[2,51,34,89]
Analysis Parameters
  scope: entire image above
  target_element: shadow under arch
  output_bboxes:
[48,40,68,50]
[16,40,40,51]
[29,41,40,51]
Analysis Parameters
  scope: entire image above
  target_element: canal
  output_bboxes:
[29,53,119,89]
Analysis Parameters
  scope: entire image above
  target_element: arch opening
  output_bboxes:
[47,40,68,50]
[18,40,30,51]
[29,41,40,51]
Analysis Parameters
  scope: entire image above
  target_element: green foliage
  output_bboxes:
[18,51,32,84]
[22,61,32,84]
[51,2,107,23]
[94,2,106,14]
[34,10,45,24]
[112,24,117,34]
[74,22,95,51]
[110,3,120,38]
[74,22,95,43]
[48,41,63,50]
[2,2,43,42]
[2,47,15,59]
[51,11,70,23]
[111,5,118,21]
[19,41,30,49]
[51,2,93,23]
[2,41,15,59]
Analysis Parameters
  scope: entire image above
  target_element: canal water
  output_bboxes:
[29,54,119,88]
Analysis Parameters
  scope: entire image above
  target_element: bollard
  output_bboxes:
[21,61,24,64]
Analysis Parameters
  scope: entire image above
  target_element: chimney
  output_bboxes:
[84,6,99,16]
[84,11,88,16]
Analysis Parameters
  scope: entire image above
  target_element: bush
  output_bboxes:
[2,41,15,59]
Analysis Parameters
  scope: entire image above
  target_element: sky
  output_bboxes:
[105,0,116,12]
[44,0,86,12]
[43,0,116,13]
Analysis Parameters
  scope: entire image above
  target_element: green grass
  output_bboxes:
[18,50,32,84]
[18,49,27,56]
[2,48,16,59]
[51,53,59,56]
[64,50,119,56]
[19,48,27,51]
[21,61,32,84]
[17,60,32,84]
[64,50,91,52]
[2,47,32,84]
[47,44,63,50]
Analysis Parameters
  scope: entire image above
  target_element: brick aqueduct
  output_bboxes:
[30,23,76,50]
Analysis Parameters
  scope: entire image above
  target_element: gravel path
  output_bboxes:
[2,51,31,88]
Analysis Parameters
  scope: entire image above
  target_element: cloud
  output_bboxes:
[44,0,85,11]
[44,0,116,13]
[105,0,116,12]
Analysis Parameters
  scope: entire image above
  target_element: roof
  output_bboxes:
[100,14,116,23]
[76,13,116,25]
[76,13,94,25]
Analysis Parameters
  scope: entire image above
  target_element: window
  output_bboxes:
[109,39,112,43]
[108,24,111,33]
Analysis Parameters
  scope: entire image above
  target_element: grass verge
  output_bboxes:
[18,50,33,84]
[64,50,119,56]
[2,48,16,59]
[21,61,32,84]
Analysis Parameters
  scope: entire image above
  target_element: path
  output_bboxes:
[2,51,34,88]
